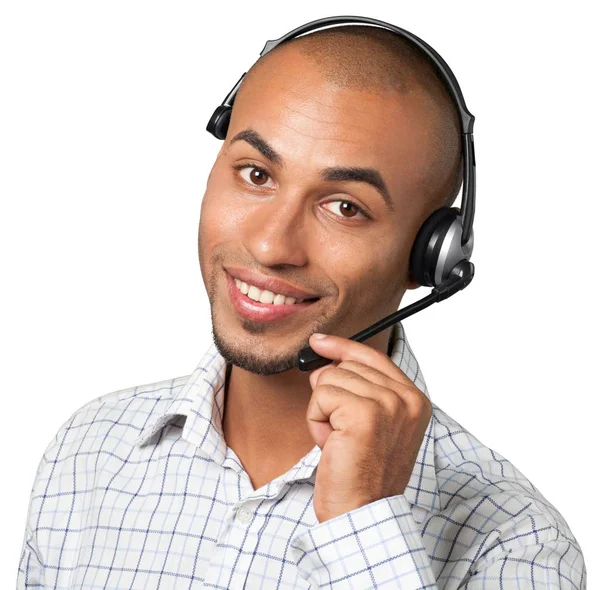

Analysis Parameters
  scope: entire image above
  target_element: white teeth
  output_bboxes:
[234,278,306,305]
[248,285,263,301]
[259,289,274,304]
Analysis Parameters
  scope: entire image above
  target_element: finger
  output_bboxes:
[317,358,430,416]
[309,361,338,390]
[309,332,414,387]
[315,366,398,408]
[307,383,380,432]
[333,360,402,392]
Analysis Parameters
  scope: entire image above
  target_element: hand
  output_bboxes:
[306,332,433,524]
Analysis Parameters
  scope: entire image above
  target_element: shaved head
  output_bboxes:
[236,25,463,214]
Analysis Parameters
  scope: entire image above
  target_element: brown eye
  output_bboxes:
[339,202,358,217]
[235,163,274,188]
[248,167,269,185]
[322,200,369,220]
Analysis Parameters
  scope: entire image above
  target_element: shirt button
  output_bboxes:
[237,508,253,524]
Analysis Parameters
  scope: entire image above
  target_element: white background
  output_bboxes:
[1,1,597,585]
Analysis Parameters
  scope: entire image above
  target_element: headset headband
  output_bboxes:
[211,15,476,248]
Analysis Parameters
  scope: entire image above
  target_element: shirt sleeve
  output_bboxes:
[289,493,587,589]
[16,453,49,589]
[462,532,587,589]
[290,494,438,589]
[16,533,45,589]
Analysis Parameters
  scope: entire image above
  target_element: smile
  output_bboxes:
[226,272,320,323]
[234,277,318,305]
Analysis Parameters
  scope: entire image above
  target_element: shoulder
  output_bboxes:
[39,373,190,467]
[430,403,579,545]
[19,373,191,567]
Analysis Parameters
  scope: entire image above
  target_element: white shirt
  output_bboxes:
[17,322,586,588]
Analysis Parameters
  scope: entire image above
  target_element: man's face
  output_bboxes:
[198,48,440,375]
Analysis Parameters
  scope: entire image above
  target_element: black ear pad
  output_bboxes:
[409,207,460,287]
[206,105,232,140]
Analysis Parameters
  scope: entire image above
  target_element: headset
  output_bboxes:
[206,15,476,372]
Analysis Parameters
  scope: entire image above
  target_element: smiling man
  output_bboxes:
[18,23,586,589]
[198,33,457,492]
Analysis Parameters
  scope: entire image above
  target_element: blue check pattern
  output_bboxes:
[17,322,586,588]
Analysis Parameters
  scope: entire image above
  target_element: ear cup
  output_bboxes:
[409,207,463,287]
[206,105,232,140]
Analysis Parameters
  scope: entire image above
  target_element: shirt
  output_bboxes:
[17,321,587,589]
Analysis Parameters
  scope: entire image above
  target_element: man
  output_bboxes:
[18,25,586,589]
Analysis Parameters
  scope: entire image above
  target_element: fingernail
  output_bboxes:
[311,333,327,340]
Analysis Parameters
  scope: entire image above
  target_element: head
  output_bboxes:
[198,25,462,375]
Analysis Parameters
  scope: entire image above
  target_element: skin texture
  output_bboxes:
[198,44,446,490]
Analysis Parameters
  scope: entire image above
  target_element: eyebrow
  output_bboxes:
[228,127,395,212]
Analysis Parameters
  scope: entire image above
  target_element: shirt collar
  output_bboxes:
[135,322,440,513]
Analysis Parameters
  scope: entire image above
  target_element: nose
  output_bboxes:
[241,193,309,268]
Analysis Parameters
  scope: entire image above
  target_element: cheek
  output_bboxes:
[326,245,399,310]
[362,257,397,299]
[197,178,232,273]
[199,183,248,250]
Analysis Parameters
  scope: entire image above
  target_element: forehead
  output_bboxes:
[228,49,439,197]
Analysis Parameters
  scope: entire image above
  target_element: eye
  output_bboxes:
[233,162,274,189]
[322,200,370,221]
[232,162,370,221]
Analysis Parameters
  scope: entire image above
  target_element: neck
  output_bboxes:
[221,326,395,480]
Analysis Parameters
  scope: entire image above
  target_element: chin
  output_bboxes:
[211,323,300,376]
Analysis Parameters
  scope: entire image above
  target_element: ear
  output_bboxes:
[406,273,420,291]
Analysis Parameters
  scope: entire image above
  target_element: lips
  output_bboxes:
[224,266,320,300]
[234,277,318,304]
[226,271,319,323]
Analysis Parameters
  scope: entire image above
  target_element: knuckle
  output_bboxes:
[411,392,432,420]
[386,392,403,414]
[316,369,338,387]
